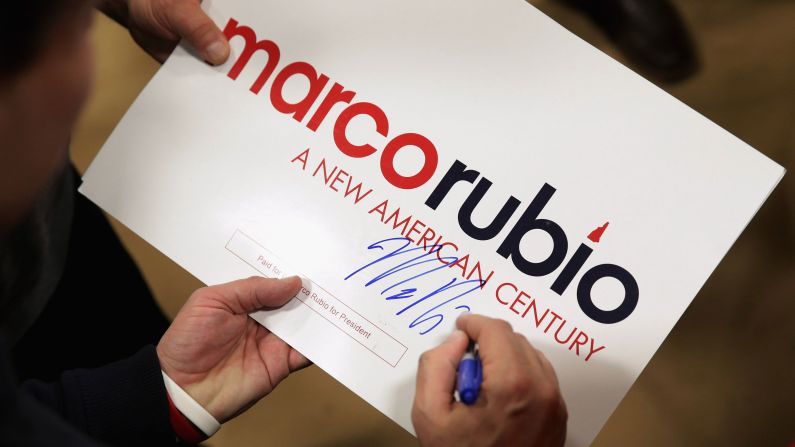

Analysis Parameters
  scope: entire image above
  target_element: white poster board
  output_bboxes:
[80,1,784,444]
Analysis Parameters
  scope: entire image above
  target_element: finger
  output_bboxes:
[205,275,301,314]
[456,314,523,367]
[260,331,312,372]
[167,0,230,64]
[414,330,469,415]
[532,346,559,387]
[520,342,567,430]
[130,27,177,63]
[514,333,545,371]
[516,333,558,388]
[288,348,312,371]
[256,330,293,388]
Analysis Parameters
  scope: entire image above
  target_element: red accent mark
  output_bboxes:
[588,222,609,243]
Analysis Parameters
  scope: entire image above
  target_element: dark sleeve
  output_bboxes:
[3,343,176,446]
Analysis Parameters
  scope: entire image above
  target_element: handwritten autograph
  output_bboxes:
[345,237,484,335]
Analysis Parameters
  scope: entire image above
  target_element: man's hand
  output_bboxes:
[156,276,309,423]
[98,0,230,64]
[412,315,568,447]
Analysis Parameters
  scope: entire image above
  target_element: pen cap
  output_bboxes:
[457,352,482,405]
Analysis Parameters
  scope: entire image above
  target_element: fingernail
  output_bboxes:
[205,40,227,65]
[289,275,310,290]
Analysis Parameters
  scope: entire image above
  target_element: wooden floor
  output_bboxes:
[71,1,795,445]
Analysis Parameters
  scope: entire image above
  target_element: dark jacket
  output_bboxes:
[0,337,175,446]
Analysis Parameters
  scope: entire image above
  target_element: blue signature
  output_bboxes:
[345,237,483,335]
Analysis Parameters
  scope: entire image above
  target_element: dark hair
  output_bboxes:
[0,1,77,76]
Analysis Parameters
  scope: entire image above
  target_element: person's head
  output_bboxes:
[0,1,95,237]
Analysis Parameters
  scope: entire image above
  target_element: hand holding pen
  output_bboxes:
[412,314,568,447]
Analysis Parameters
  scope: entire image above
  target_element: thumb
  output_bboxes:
[414,330,469,415]
[167,1,230,64]
[204,275,302,314]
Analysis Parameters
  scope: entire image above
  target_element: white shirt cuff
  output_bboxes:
[161,371,221,437]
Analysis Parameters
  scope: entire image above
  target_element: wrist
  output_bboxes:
[162,371,221,443]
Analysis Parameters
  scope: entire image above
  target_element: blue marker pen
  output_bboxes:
[456,340,482,405]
